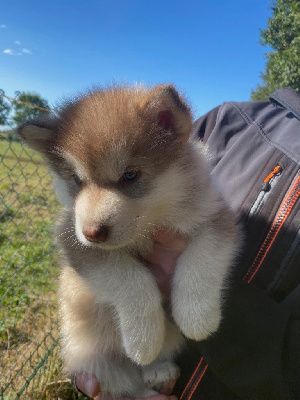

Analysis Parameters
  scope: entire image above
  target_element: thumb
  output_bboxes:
[74,373,101,398]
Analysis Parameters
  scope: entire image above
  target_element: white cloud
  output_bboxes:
[3,49,13,55]
[3,47,32,56]
[3,49,22,56]
[3,40,33,56]
[22,48,32,55]
[1,25,7,28]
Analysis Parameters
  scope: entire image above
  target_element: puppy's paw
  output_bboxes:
[123,321,165,365]
[182,313,221,341]
[173,299,222,341]
[142,360,180,392]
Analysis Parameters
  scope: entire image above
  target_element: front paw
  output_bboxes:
[172,298,222,341]
[142,360,180,392]
[122,313,166,366]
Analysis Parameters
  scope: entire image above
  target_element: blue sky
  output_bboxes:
[1,0,271,117]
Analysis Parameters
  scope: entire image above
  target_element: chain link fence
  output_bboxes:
[0,92,82,399]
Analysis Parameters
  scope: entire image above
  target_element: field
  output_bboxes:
[0,137,83,399]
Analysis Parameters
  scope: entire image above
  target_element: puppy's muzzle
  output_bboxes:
[83,225,110,243]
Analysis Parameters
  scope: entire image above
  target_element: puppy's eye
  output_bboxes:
[72,174,83,186]
[122,170,140,183]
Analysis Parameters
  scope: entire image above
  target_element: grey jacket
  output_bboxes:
[174,87,300,400]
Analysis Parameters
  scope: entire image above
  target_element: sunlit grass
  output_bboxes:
[0,138,82,399]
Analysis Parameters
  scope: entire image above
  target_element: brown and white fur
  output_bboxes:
[18,84,238,398]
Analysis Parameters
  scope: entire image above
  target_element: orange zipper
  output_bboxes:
[180,357,208,400]
[261,165,282,191]
[243,173,300,284]
[249,165,282,219]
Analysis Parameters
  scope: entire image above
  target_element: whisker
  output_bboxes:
[61,233,76,242]
[57,229,75,237]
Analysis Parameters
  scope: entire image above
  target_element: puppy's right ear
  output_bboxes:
[17,120,56,155]
[140,85,192,146]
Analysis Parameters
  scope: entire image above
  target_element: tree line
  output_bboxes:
[0,92,50,128]
[251,0,300,100]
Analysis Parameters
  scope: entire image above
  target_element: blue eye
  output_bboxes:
[72,174,83,186]
[122,170,139,182]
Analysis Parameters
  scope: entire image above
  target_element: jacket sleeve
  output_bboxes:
[197,281,300,399]
[192,106,220,143]
[189,105,300,399]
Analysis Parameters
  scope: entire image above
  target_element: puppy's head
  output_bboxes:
[18,84,192,249]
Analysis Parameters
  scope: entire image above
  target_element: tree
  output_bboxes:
[0,95,12,126]
[251,0,300,100]
[12,92,50,124]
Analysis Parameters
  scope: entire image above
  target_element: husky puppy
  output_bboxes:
[18,85,238,398]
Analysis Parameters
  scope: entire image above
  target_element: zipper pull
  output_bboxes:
[261,165,282,192]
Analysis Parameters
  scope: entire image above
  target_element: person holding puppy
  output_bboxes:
[75,87,300,400]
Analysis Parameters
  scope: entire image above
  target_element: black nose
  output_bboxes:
[82,225,110,243]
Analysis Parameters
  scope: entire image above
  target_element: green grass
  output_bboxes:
[0,139,59,328]
[0,138,84,399]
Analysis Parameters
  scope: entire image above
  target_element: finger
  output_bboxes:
[146,243,179,270]
[151,228,187,252]
[136,395,177,400]
[75,372,100,398]
[158,379,177,396]
[142,240,185,300]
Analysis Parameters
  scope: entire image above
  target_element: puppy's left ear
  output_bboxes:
[141,85,192,145]
[17,118,56,155]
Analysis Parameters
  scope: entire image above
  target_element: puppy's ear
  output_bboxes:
[141,84,192,144]
[17,119,56,155]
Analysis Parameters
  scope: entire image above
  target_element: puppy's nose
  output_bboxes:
[83,225,110,243]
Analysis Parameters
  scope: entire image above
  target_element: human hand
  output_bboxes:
[144,228,187,300]
[74,372,177,400]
